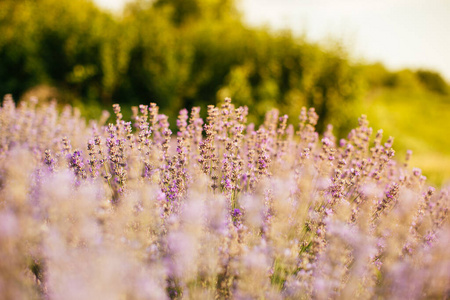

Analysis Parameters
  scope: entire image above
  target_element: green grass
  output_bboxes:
[361,87,450,186]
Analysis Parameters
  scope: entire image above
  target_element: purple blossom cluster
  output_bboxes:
[0,94,448,299]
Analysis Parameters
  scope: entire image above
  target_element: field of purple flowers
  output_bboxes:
[0,94,448,299]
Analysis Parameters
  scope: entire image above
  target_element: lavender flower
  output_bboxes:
[0,96,448,299]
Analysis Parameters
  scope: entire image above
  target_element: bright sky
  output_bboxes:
[94,0,450,81]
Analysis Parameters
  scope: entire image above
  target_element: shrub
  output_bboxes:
[416,70,449,95]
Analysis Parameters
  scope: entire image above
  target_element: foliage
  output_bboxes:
[0,0,114,102]
[0,0,371,136]
[415,69,449,95]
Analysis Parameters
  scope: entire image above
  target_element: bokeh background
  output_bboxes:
[1,0,449,184]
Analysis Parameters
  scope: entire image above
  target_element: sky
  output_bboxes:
[94,0,450,81]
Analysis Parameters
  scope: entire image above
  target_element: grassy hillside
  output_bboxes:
[361,87,450,185]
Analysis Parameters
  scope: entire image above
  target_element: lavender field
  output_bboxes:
[0,95,448,299]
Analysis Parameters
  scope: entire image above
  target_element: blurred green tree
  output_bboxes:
[416,70,449,95]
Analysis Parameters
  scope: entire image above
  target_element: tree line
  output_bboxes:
[1,0,447,134]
